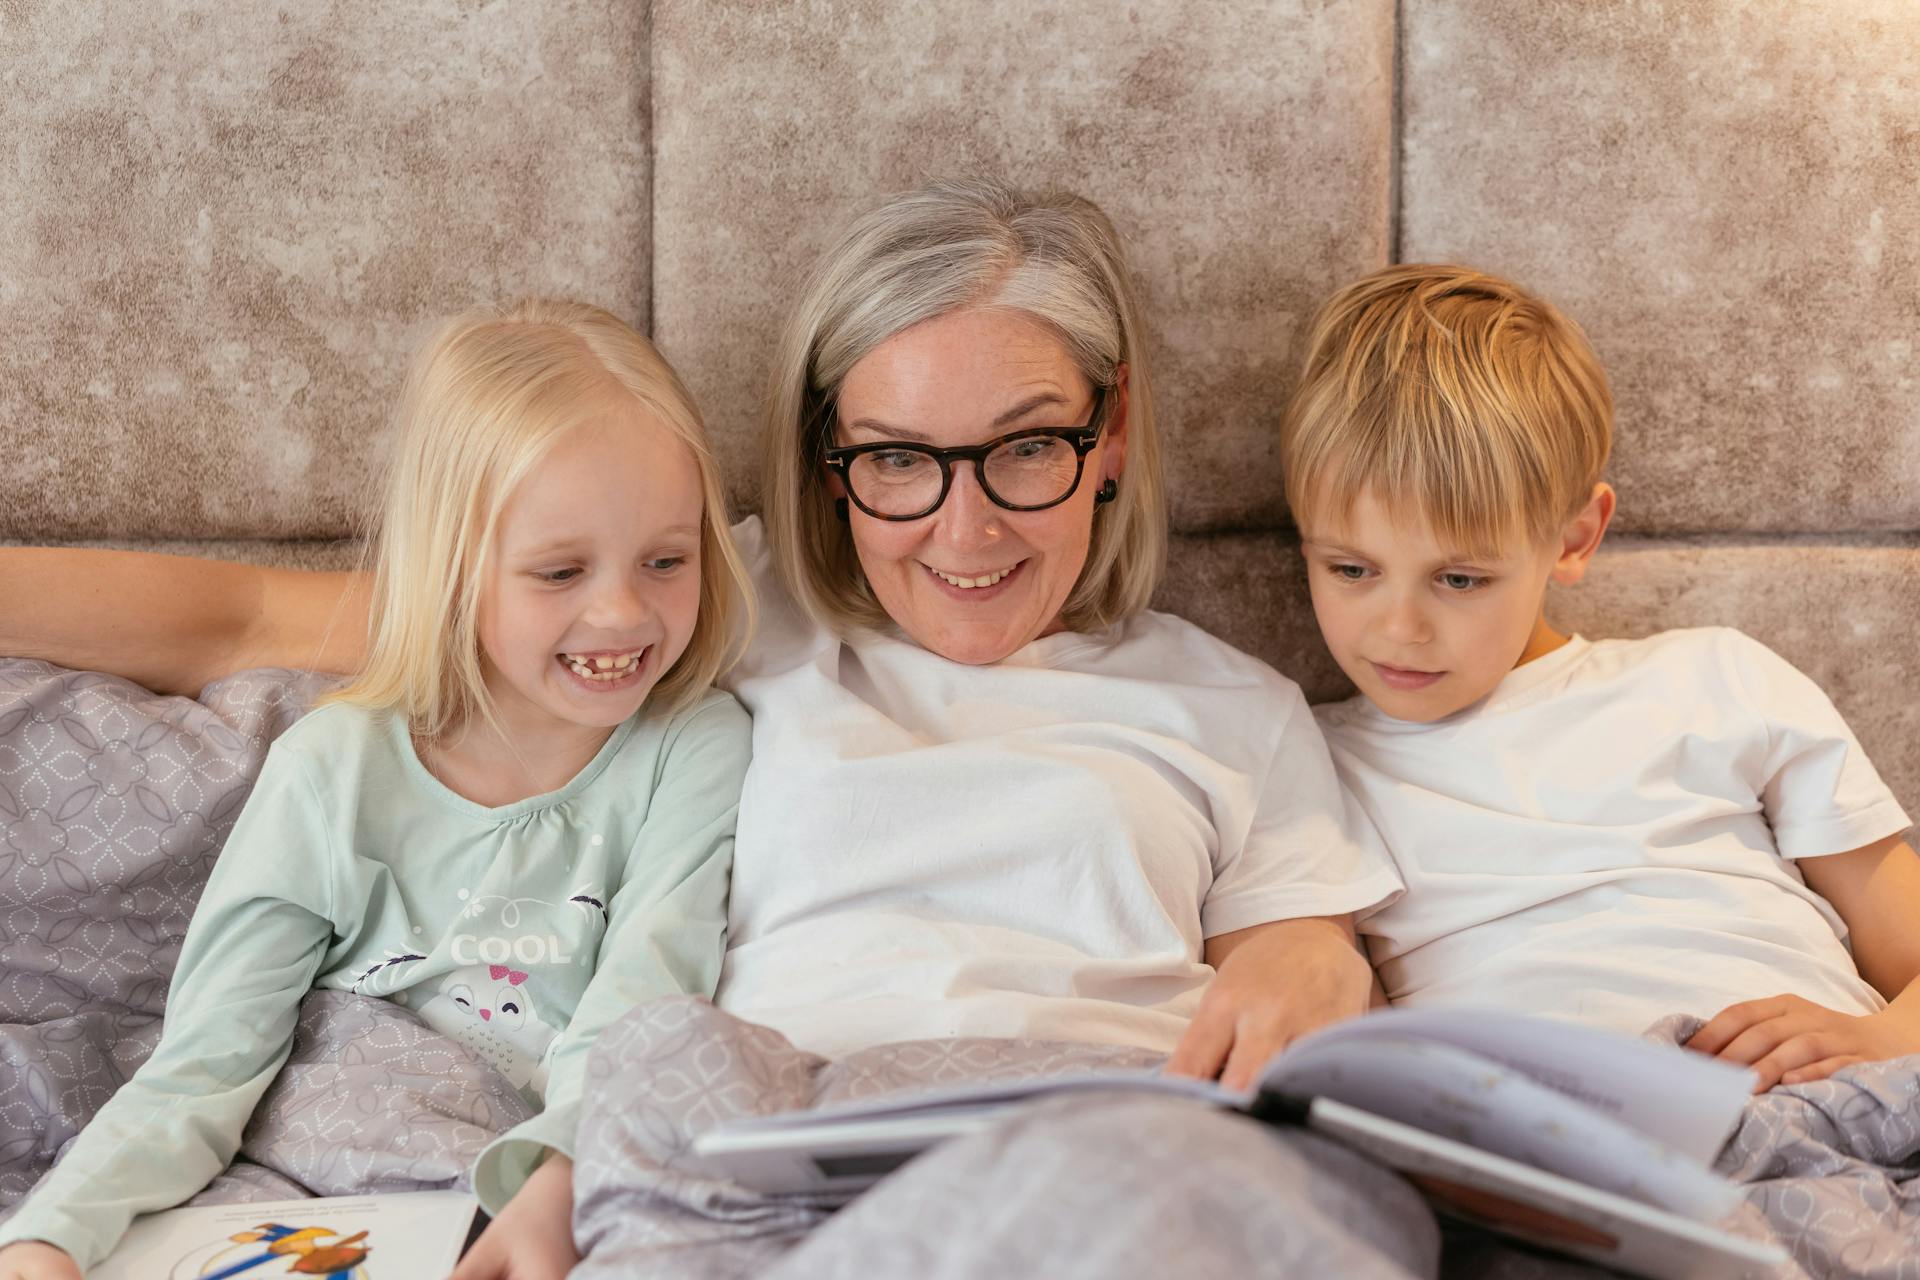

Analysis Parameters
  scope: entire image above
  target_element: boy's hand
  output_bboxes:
[0,1241,82,1280]
[1685,994,1920,1092]
[1166,915,1373,1092]
[450,1154,578,1280]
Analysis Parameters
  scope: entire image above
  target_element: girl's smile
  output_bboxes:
[555,645,653,689]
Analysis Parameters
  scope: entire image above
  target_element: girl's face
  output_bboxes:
[477,411,706,742]
[829,307,1127,665]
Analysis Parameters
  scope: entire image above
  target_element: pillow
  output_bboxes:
[0,660,335,1206]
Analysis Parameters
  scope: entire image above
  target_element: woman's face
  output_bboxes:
[830,307,1127,665]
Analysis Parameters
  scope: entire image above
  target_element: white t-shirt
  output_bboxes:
[716,519,1401,1058]
[1317,627,1910,1036]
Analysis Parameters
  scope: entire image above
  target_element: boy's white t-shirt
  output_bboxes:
[1317,627,1910,1036]
[716,519,1402,1059]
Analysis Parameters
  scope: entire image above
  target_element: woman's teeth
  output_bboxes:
[561,650,643,680]
[930,566,1013,589]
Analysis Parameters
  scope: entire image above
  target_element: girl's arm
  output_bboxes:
[0,548,371,695]
[0,742,337,1269]
[1688,832,1920,1089]
[468,695,751,1237]
[450,1155,577,1280]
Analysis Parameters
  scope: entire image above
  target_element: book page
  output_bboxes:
[92,1191,477,1280]
[728,1070,1227,1132]
[1267,1035,1739,1219]
[1270,1007,1752,1163]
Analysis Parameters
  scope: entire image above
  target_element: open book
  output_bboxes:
[91,1190,477,1280]
[691,1008,1791,1280]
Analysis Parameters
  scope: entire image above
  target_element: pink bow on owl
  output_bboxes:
[488,964,529,985]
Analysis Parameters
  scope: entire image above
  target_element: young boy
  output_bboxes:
[1281,265,1920,1091]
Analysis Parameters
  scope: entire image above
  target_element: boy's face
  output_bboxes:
[1299,486,1611,723]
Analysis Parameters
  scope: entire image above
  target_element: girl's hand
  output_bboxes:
[1165,915,1374,1091]
[0,1241,82,1280]
[450,1154,578,1280]
[1685,993,1920,1092]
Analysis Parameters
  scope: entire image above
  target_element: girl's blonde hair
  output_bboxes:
[761,175,1167,635]
[1281,264,1613,555]
[324,299,751,739]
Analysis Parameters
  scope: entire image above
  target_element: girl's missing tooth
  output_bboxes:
[0,301,754,1280]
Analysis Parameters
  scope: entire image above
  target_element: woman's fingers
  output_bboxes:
[1218,1020,1288,1092]
[1165,1004,1235,1081]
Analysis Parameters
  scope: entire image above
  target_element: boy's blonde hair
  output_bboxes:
[1281,265,1613,554]
[761,175,1167,636]
[324,299,751,740]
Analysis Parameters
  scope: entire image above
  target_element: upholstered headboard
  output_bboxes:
[3,1,1914,807]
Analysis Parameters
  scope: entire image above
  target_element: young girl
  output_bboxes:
[0,301,754,1280]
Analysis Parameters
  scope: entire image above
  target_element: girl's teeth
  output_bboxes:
[562,651,643,681]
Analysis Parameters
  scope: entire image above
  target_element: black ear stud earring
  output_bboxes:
[1095,479,1118,505]
[835,498,850,523]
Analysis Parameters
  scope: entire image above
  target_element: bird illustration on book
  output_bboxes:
[417,962,559,1092]
[193,1222,371,1278]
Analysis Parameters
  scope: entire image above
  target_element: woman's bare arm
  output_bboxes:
[0,548,371,696]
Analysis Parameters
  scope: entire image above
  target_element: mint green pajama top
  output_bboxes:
[0,692,750,1270]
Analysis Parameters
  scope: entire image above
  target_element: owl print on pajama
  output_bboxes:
[419,962,561,1093]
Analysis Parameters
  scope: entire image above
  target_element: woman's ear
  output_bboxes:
[823,468,847,500]
[1551,483,1615,586]
[1100,362,1131,484]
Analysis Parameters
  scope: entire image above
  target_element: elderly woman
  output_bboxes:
[1,178,1433,1278]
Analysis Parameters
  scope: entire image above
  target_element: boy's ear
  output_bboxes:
[1551,483,1615,586]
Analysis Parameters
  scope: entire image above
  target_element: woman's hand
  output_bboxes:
[450,1154,579,1280]
[0,1241,82,1280]
[1685,993,1920,1092]
[1165,915,1374,1091]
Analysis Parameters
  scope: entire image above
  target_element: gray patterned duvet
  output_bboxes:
[564,998,1919,1279]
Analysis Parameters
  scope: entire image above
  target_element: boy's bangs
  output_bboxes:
[1294,390,1542,561]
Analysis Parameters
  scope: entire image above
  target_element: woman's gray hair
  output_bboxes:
[761,175,1168,637]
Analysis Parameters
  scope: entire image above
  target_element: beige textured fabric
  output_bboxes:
[3,5,1913,813]
[0,1,649,541]
[650,0,1396,530]
[1401,0,1920,534]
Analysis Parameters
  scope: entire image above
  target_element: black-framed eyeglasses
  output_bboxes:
[823,386,1109,521]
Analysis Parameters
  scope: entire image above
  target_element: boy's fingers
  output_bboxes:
[1781,1055,1864,1087]
[1686,997,1788,1054]
[1712,1016,1805,1067]
[1750,1033,1840,1092]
